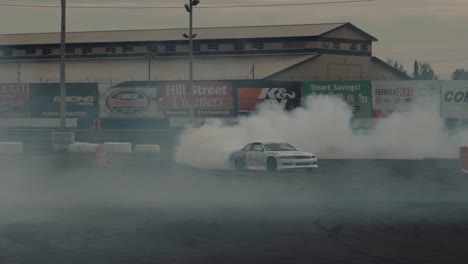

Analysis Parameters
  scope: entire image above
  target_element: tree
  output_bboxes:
[413,60,420,80]
[386,58,408,75]
[413,60,437,80]
[452,68,468,80]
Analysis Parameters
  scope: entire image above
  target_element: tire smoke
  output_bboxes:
[174,95,467,169]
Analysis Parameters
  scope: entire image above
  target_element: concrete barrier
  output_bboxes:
[68,142,98,153]
[134,144,161,153]
[0,142,23,154]
[103,142,132,153]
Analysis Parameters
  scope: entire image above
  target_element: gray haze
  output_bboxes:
[0,0,467,78]
[175,95,468,170]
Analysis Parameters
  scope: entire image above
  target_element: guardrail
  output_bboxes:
[0,128,182,153]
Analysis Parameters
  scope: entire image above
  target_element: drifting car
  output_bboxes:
[229,141,318,172]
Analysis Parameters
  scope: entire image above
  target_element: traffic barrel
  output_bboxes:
[95,143,107,167]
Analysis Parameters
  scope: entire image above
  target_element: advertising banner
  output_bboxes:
[29,83,99,118]
[234,81,301,114]
[441,81,468,119]
[303,81,372,118]
[0,83,29,118]
[161,82,233,117]
[371,81,440,117]
[100,87,162,118]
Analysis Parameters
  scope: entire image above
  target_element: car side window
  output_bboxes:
[251,143,264,152]
[242,144,253,151]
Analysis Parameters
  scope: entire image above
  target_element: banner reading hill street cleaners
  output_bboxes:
[303,81,372,118]
[161,82,233,117]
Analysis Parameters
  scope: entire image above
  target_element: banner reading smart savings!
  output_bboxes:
[371,81,440,117]
[440,81,468,119]
[303,81,372,118]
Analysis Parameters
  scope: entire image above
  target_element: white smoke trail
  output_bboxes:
[174,95,467,169]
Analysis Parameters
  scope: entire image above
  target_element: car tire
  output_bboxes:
[234,158,244,170]
[266,157,277,172]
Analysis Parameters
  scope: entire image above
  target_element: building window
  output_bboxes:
[282,42,293,49]
[192,43,200,51]
[3,48,12,57]
[25,48,36,56]
[82,47,93,54]
[234,43,245,51]
[65,48,75,55]
[207,43,219,51]
[123,46,134,53]
[349,43,357,51]
[165,44,176,52]
[283,42,305,49]
[147,46,158,53]
[252,43,264,50]
[105,47,116,54]
[322,41,330,49]
[333,42,341,49]
[360,44,369,51]
[42,49,52,55]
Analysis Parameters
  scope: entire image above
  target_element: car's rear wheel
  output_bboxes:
[234,158,244,170]
[266,157,277,172]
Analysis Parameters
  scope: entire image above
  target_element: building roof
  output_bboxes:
[371,57,413,80]
[0,22,376,46]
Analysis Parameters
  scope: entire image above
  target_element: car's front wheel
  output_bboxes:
[266,157,277,172]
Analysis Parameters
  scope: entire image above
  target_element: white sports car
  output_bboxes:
[229,141,318,172]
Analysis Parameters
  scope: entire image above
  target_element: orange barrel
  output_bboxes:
[95,144,107,167]
[460,146,468,171]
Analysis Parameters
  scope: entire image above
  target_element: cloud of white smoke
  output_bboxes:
[174,95,467,169]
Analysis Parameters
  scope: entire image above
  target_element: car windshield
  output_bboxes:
[264,143,297,151]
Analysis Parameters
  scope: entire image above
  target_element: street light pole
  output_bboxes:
[60,0,66,130]
[148,55,151,83]
[184,0,199,124]
[189,5,194,124]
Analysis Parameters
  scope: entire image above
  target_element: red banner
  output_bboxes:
[0,83,29,118]
[161,82,233,117]
[235,81,302,114]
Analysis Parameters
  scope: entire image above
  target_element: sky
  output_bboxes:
[0,0,466,79]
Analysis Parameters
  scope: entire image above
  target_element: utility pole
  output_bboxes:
[60,0,66,129]
[184,0,200,124]
[251,64,255,79]
[146,51,156,86]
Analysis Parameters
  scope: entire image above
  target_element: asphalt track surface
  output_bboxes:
[1,156,468,263]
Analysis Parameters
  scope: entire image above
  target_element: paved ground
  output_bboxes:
[1,156,468,263]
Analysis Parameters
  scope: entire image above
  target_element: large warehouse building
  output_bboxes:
[0,22,410,86]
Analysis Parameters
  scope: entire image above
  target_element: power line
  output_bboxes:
[0,0,376,10]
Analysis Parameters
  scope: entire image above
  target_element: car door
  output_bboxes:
[247,143,266,169]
